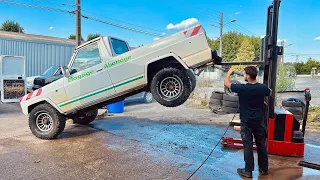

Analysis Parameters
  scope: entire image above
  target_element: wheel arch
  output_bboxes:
[144,53,189,87]
[26,98,65,115]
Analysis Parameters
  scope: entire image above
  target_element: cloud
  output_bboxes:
[49,26,54,30]
[314,36,320,41]
[260,35,265,39]
[166,18,199,30]
[277,39,286,43]
[153,37,160,41]
[235,12,241,15]
[162,32,166,36]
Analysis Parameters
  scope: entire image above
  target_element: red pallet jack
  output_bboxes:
[222,88,310,157]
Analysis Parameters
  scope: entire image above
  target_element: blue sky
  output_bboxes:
[0,0,319,62]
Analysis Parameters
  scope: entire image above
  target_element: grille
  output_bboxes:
[3,80,25,100]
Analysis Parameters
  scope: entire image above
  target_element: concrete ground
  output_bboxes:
[1,102,320,180]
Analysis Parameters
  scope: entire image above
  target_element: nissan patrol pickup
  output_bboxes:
[20,24,222,139]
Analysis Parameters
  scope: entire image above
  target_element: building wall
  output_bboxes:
[0,37,75,77]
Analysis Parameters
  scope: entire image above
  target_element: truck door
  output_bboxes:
[104,37,144,95]
[60,41,115,111]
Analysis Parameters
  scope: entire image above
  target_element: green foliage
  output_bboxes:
[68,34,76,40]
[276,64,296,92]
[87,33,101,41]
[207,32,260,62]
[294,58,320,74]
[233,38,256,71]
[0,20,24,33]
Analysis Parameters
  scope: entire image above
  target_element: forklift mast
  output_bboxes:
[262,0,282,124]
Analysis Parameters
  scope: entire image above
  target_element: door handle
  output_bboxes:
[96,68,103,72]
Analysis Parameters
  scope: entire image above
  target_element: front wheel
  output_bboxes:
[150,68,192,107]
[29,104,66,140]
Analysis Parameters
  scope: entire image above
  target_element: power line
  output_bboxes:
[28,0,75,7]
[0,0,74,14]
[81,9,165,34]
[81,15,163,37]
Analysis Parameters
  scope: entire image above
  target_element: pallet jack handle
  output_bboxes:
[301,88,311,136]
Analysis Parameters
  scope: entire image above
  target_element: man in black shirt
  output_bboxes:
[224,66,271,178]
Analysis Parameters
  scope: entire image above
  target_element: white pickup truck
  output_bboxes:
[20,24,222,139]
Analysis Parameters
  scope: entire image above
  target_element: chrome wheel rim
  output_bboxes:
[36,112,53,132]
[159,76,183,100]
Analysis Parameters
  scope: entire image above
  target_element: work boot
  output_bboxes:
[237,168,253,178]
[259,169,269,175]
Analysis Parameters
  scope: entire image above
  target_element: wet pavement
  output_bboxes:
[1,103,320,179]
[90,117,320,180]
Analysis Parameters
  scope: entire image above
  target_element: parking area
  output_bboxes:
[1,102,320,179]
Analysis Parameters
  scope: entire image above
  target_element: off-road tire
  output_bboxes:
[29,103,66,140]
[223,94,239,102]
[282,100,302,107]
[208,103,221,112]
[285,107,303,115]
[221,106,240,114]
[73,109,98,125]
[224,80,241,96]
[294,115,302,121]
[209,98,222,105]
[222,100,240,108]
[150,68,191,107]
[211,91,224,100]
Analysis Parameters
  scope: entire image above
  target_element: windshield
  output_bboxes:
[42,66,59,77]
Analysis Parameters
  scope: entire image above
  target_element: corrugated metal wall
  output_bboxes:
[0,37,75,77]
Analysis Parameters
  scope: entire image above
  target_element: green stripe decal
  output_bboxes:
[59,75,144,107]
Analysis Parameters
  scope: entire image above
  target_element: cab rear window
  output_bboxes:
[110,38,129,55]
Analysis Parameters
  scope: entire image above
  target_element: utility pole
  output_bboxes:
[281,40,285,63]
[76,0,81,47]
[296,55,299,63]
[219,12,223,57]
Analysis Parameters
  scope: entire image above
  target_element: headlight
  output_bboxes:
[26,80,33,86]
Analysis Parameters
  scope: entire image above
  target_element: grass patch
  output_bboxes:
[307,106,320,130]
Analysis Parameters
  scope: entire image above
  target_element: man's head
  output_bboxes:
[244,66,257,82]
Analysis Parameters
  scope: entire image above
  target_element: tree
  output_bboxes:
[0,20,24,33]
[68,34,84,41]
[207,32,261,62]
[87,33,101,41]
[249,35,261,61]
[68,34,76,40]
[232,37,255,71]
[276,64,296,92]
[294,58,320,75]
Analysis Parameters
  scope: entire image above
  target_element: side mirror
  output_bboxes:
[60,66,70,78]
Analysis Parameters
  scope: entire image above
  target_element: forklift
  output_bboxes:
[210,0,320,171]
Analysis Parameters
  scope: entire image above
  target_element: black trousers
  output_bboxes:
[240,121,268,172]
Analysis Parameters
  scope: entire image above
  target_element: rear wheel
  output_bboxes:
[73,109,98,125]
[29,104,66,140]
[150,68,192,107]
